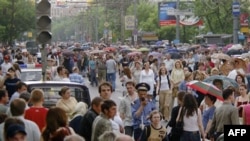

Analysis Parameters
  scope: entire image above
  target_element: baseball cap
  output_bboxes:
[6,124,27,138]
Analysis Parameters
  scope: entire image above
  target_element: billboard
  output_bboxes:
[158,2,177,26]
[158,1,203,26]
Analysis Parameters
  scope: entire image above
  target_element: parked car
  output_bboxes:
[24,81,91,108]
[21,68,42,81]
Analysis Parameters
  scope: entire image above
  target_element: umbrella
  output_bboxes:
[211,53,231,60]
[241,52,250,58]
[62,50,74,56]
[166,48,179,53]
[228,44,243,51]
[226,49,242,56]
[169,52,182,59]
[138,47,150,52]
[186,80,223,101]
[104,47,116,52]
[90,50,105,54]
[148,52,162,58]
[155,41,163,46]
[119,48,132,53]
[73,48,83,52]
[203,75,239,89]
[128,51,142,57]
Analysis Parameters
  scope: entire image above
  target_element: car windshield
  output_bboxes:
[28,85,88,108]
[21,71,42,81]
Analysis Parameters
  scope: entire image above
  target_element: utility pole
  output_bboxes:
[133,0,137,46]
[176,0,180,42]
[121,0,125,45]
[232,0,240,44]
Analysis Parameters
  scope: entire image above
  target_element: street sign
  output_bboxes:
[232,2,240,16]
[167,9,194,16]
[125,15,135,30]
[104,22,109,27]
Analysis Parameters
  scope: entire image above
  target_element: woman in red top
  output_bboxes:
[24,89,48,132]
[234,84,249,121]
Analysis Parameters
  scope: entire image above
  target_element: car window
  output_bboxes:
[27,85,90,108]
[21,71,42,81]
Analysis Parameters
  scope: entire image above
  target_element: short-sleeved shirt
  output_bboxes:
[89,60,96,70]
[202,106,216,130]
[25,107,48,132]
[106,59,116,73]
[131,98,156,129]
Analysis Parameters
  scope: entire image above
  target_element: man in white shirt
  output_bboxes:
[119,81,138,136]
[164,54,174,73]
[99,82,124,134]
[0,98,40,141]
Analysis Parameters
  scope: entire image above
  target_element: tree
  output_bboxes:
[0,0,35,45]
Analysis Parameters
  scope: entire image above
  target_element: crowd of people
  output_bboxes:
[0,43,249,141]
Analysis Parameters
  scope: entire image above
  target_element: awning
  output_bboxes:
[142,36,158,41]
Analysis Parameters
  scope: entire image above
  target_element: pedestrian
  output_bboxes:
[131,82,156,141]
[41,107,75,141]
[4,118,27,141]
[209,88,239,141]
[91,100,117,141]
[106,55,117,92]
[24,89,48,132]
[156,67,171,121]
[56,86,77,119]
[139,110,168,141]
[139,62,155,96]
[69,67,85,84]
[178,94,205,141]
[119,81,138,136]
[69,102,88,134]
[0,98,40,141]
[79,97,103,140]
[168,91,186,141]
[98,82,124,134]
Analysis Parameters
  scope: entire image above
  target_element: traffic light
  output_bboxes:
[36,0,52,44]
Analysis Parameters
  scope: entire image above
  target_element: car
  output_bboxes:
[20,68,42,81]
[24,81,91,108]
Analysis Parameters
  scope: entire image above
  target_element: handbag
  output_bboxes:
[170,107,185,139]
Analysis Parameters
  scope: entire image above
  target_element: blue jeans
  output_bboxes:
[133,128,142,141]
[180,131,200,141]
[107,72,116,91]
[90,69,98,86]
[124,126,134,137]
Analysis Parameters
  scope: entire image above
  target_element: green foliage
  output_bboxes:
[0,0,35,44]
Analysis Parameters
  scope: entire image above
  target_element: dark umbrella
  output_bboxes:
[73,48,83,52]
[63,50,74,56]
[169,52,182,59]
[119,48,132,53]
[226,49,242,55]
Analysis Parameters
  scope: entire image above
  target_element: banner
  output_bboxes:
[158,1,203,26]
[240,13,249,27]
[158,2,177,26]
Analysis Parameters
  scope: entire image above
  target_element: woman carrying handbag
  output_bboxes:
[176,94,206,141]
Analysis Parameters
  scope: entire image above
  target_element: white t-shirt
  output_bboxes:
[157,75,170,91]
